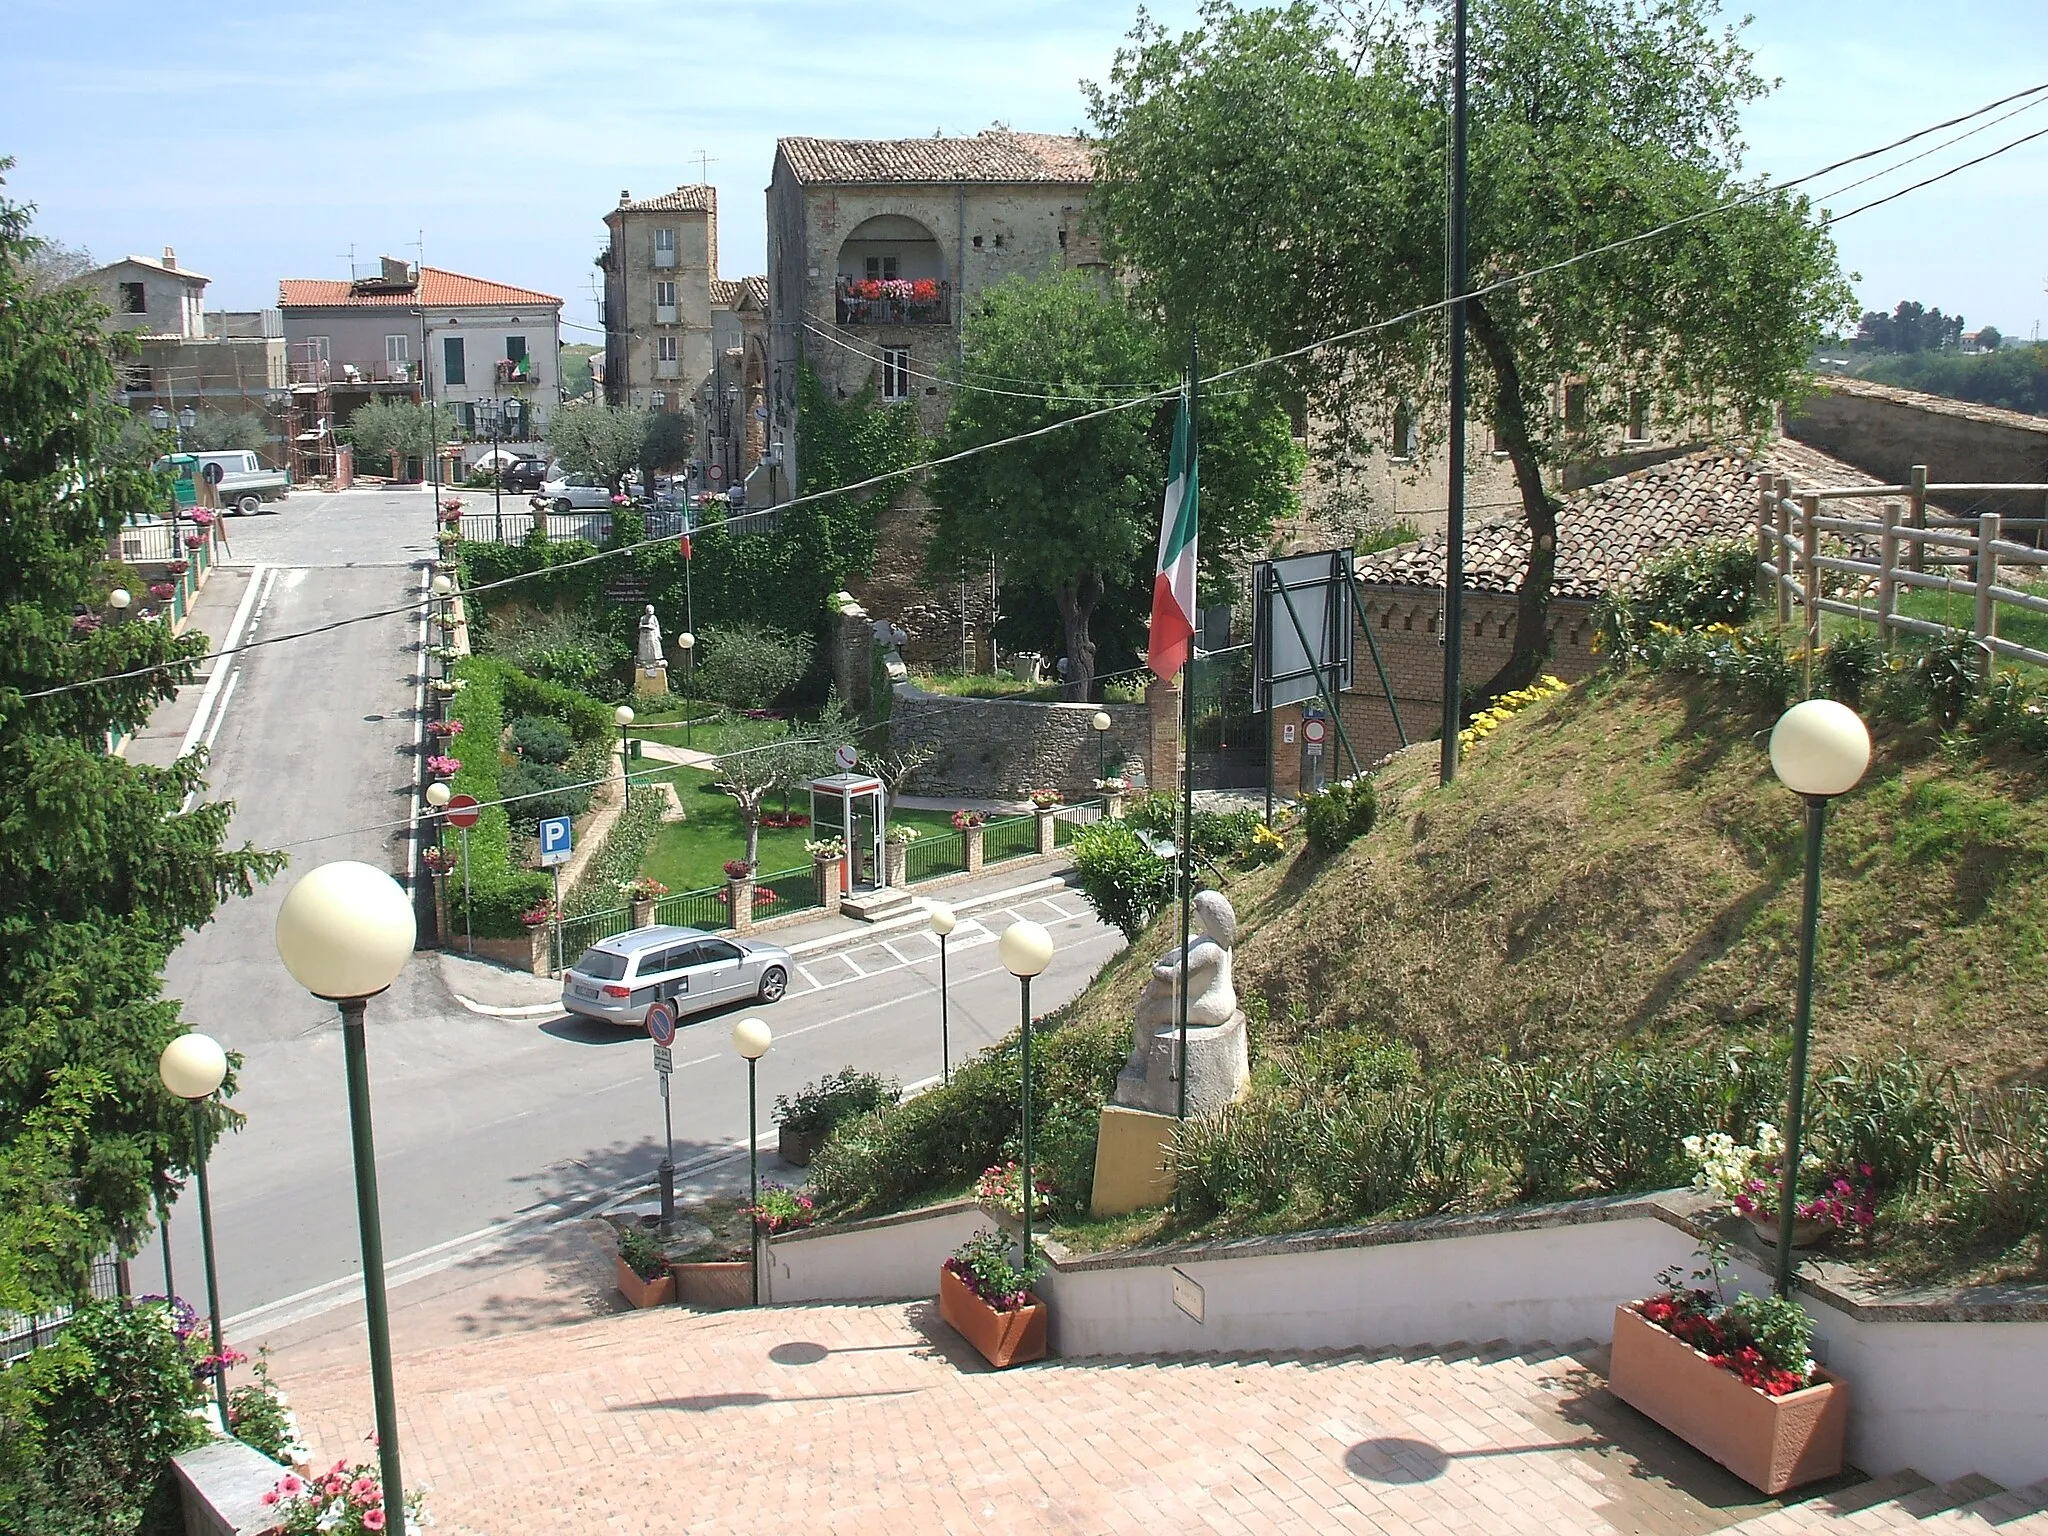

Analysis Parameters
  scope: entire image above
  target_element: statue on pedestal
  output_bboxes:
[634,604,670,697]
[1111,888,1249,1119]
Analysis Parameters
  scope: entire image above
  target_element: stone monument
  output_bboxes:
[634,604,669,697]
[1090,889,1251,1216]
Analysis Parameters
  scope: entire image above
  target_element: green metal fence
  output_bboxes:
[653,884,731,932]
[1054,799,1105,845]
[557,905,630,968]
[750,864,820,923]
[983,813,1037,863]
[903,830,968,884]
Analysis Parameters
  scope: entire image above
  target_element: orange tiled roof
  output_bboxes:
[614,186,717,214]
[1355,441,1886,600]
[778,130,1094,186]
[278,266,561,309]
[710,276,769,310]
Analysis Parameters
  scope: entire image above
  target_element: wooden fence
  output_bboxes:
[1755,466,2048,677]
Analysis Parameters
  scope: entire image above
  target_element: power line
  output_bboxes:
[26,82,2048,707]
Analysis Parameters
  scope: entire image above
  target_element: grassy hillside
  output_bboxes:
[807,667,2048,1281]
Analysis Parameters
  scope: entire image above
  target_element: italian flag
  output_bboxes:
[1147,391,1199,679]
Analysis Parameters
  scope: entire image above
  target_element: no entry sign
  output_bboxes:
[444,793,481,829]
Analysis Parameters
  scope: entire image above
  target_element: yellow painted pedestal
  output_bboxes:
[633,663,670,697]
[1089,1103,1179,1218]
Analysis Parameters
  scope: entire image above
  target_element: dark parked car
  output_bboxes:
[501,456,550,492]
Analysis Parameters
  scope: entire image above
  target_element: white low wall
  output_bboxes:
[770,1196,2048,1489]
[764,1200,988,1304]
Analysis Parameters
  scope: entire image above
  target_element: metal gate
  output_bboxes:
[1188,642,1264,790]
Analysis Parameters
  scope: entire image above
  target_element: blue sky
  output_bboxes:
[5,1,2045,341]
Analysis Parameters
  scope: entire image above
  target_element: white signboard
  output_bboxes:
[1171,1267,1205,1324]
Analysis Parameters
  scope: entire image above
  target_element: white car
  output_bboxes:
[536,472,615,512]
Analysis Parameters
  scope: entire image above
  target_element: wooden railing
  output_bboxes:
[1755,467,2048,676]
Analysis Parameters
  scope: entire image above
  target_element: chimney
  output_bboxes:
[380,255,412,286]
[620,189,631,205]
[162,246,176,269]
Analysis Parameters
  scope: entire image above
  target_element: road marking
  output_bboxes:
[405,564,430,893]
[881,940,912,966]
[198,668,239,757]
[173,563,266,761]
[796,963,823,991]
[838,951,867,977]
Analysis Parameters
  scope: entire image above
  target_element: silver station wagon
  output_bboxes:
[560,925,791,1027]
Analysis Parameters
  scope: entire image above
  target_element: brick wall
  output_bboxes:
[1265,586,1601,795]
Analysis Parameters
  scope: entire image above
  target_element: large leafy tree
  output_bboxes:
[1087,0,1850,693]
[927,270,1301,700]
[548,401,653,491]
[0,170,281,1308]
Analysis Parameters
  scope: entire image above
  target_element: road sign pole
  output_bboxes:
[461,826,472,954]
[551,865,562,977]
[659,1073,675,1226]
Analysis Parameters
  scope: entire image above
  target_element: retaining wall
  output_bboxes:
[889,685,1150,799]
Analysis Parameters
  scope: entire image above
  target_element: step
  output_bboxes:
[1715,1472,1932,1534]
[1930,1478,2048,1532]
[839,886,916,922]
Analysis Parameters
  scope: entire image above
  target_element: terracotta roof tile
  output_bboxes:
[1801,373,2048,438]
[1355,441,1886,599]
[778,130,1094,186]
[278,266,561,310]
[709,276,767,310]
[614,185,717,214]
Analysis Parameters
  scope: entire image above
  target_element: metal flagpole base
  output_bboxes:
[659,1160,676,1226]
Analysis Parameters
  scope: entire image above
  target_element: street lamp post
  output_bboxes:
[180,405,196,449]
[274,862,419,1534]
[1091,710,1112,782]
[1765,698,1871,1298]
[158,1032,231,1431]
[676,632,695,746]
[732,1017,773,1305]
[929,903,956,1083]
[999,920,1054,1266]
[615,705,635,809]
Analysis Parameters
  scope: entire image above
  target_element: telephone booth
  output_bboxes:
[807,774,886,891]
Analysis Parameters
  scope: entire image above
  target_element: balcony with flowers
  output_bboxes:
[835,276,949,327]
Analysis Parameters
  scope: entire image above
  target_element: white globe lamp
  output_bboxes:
[158,1032,228,1100]
[274,861,417,1001]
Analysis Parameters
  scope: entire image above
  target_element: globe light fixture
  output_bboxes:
[424,781,452,809]
[158,1031,231,1428]
[1092,709,1113,778]
[1764,698,1870,1297]
[1000,919,1056,1264]
[928,903,957,1082]
[732,1017,773,1303]
[272,861,417,1532]
[430,574,454,597]
[108,588,131,611]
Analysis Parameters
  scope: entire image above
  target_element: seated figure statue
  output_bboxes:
[1112,889,1249,1118]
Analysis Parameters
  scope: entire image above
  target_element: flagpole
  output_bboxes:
[1178,330,1198,1127]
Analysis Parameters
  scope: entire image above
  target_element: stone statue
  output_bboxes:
[636,605,663,670]
[1112,889,1249,1118]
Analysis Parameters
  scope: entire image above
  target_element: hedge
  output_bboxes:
[445,657,613,937]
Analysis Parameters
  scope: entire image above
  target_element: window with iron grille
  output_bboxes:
[881,346,910,400]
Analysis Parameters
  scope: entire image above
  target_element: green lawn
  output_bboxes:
[635,772,964,890]
[1818,589,2048,670]
[909,669,1148,703]
[628,713,793,759]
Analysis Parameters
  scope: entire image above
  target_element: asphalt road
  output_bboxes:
[134,487,1126,1334]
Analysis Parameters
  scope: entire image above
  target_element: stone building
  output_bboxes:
[1269,439,1885,790]
[87,248,290,464]
[765,130,1103,663]
[600,187,771,495]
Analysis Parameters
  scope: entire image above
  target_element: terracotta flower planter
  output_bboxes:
[1608,1304,1847,1495]
[672,1260,752,1310]
[614,1254,673,1309]
[938,1265,1047,1370]
[1747,1213,1833,1250]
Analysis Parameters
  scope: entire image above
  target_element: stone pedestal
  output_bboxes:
[728,875,755,933]
[812,856,842,916]
[629,898,655,928]
[1112,1010,1250,1121]
[1090,1104,1180,1217]
[634,662,670,697]
[964,824,985,873]
[1034,809,1057,855]
[884,841,908,888]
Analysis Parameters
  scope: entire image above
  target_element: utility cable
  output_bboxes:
[27,81,2048,706]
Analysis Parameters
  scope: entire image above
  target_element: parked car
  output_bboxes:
[536,471,615,512]
[159,450,290,515]
[501,456,550,492]
[560,925,791,1027]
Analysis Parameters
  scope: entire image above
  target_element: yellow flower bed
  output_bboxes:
[1458,674,1569,749]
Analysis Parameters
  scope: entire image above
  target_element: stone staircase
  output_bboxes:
[270,1299,2044,1535]
[1724,1473,2048,1532]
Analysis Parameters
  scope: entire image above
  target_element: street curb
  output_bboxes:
[444,872,1079,1015]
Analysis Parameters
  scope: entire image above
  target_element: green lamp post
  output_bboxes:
[999,920,1055,1265]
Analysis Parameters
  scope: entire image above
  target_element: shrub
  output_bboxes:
[1289,1026,1421,1095]
[1068,821,1174,940]
[507,713,576,765]
[696,622,814,709]
[773,1067,901,1139]
[1172,1095,1311,1221]
[1302,776,1378,855]
[1808,1053,1955,1199]
[616,1223,667,1281]
[500,757,590,832]
[564,791,663,919]
[1309,1085,1478,1221]
[1189,807,1262,859]
[1633,536,1759,632]
[1973,669,2048,754]
[1916,628,1981,728]
[226,1355,307,1466]
[1946,1085,2048,1243]
[0,1299,209,1536]
[481,607,628,697]
[1819,630,1886,709]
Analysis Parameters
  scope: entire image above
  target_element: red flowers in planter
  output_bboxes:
[1636,1286,1813,1398]
[723,859,755,880]
[518,901,556,928]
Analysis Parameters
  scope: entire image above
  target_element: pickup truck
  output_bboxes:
[162,451,291,514]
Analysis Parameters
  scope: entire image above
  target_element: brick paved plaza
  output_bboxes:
[282,1294,1800,1536]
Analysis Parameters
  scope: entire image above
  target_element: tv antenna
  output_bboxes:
[337,243,357,279]
[692,150,718,183]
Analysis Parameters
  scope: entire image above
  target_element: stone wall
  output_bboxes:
[889,685,1149,798]
[1266,586,1601,796]
[1785,376,2048,520]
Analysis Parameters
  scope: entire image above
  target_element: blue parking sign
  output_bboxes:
[539,815,573,867]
